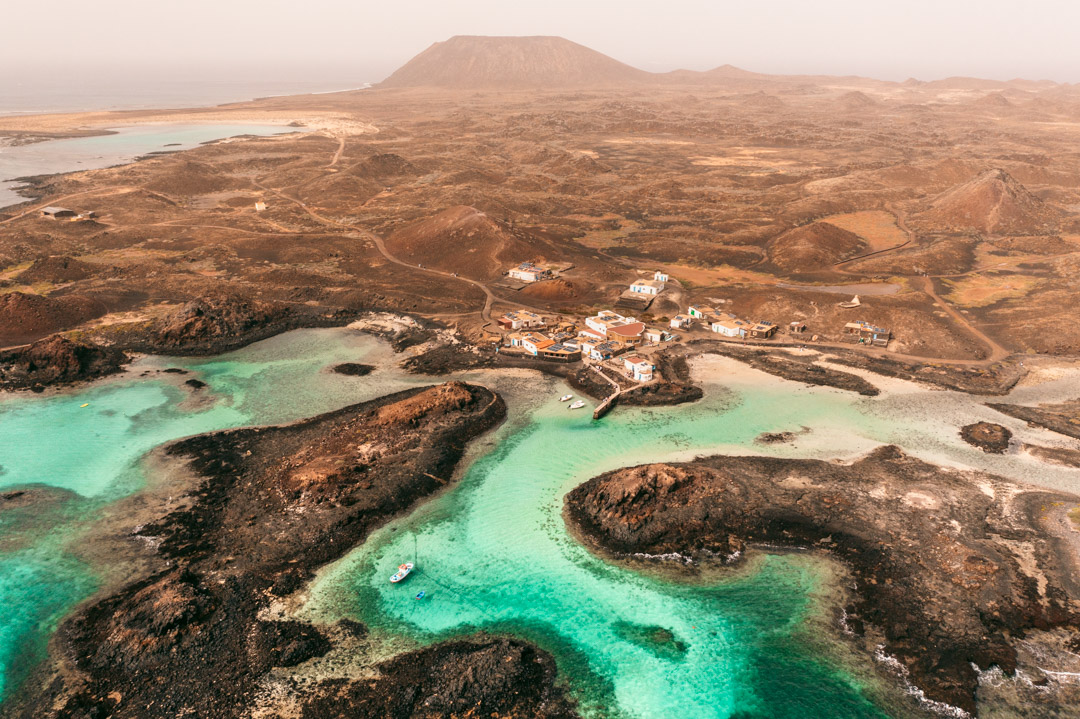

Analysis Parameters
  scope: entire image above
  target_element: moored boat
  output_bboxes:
[415,591,426,600]
[390,562,414,583]
[569,400,586,410]
[560,394,573,402]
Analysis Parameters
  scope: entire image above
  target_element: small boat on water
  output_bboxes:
[559,394,573,402]
[415,591,426,600]
[80,403,89,408]
[568,400,586,410]
[390,562,414,583]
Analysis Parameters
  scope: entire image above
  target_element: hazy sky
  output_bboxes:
[4,0,1079,84]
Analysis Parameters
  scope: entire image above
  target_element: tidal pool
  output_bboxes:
[0,123,295,208]
[2,329,1079,715]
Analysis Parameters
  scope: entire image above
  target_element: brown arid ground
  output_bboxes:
[6,35,1080,719]
[2,56,1080,364]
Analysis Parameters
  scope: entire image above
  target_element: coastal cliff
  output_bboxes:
[564,448,1080,715]
[7,382,573,718]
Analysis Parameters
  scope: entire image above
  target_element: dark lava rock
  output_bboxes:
[565,450,1080,714]
[691,342,879,396]
[249,620,330,669]
[0,334,127,391]
[988,400,1080,440]
[401,343,495,374]
[331,362,375,376]
[621,381,703,407]
[184,378,207,390]
[126,296,353,356]
[299,638,576,719]
[756,431,796,444]
[16,383,529,719]
[153,297,291,352]
[961,422,1013,453]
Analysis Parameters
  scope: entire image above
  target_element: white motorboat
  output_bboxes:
[390,562,414,583]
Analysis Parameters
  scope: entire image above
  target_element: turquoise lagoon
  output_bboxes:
[3,329,1080,715]
[0,123,295,208]
[304,350,1080,718]
[0,329,413,700]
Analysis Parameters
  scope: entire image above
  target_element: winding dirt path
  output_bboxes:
[250,179,538,323]
[326,136,346,168]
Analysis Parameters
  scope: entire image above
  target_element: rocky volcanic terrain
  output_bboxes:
[565,449,1080,715]
[2,37,1080,364]
[1,382,581,719]
[4,33,1080,719]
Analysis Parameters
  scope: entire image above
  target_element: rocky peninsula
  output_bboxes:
[565,448,1080,715]
[6,382,575,718]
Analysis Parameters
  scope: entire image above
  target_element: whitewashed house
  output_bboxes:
[585,311,634,336]
[622,355,655,382]
[670,314,692,330]
[711,316,749,338]
[508,262,551,283]
[644,327,668,343]
[688,305,715,321]
[629,279,664,295]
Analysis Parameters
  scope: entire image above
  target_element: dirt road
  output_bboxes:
[917,275,1010,362]
[250,179,538,323]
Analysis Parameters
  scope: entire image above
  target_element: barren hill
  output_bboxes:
[915,169,1063,235]
[385,206,548,281]
[737,91,788,112]
[766,222,868,273]
[972,92,1015,108]
[379,36,650,90]
[834,90,879,111]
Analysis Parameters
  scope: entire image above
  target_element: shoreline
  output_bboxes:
[5,382,539,718]
[563,451,1080,715]
[0,84,371,120]
[0,105,377,137]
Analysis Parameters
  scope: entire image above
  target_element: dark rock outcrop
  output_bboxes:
[330,362,375,376]
[0,334,127,391]
[299,638,576,718]
[122,296,353,356]
[620,380,703,406]
[989,400,1080,440]
[565,449,1080,714]
[691,342,880,396]
[960,421,1013,453]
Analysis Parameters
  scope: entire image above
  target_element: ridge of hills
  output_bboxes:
[378,35,1071,93]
